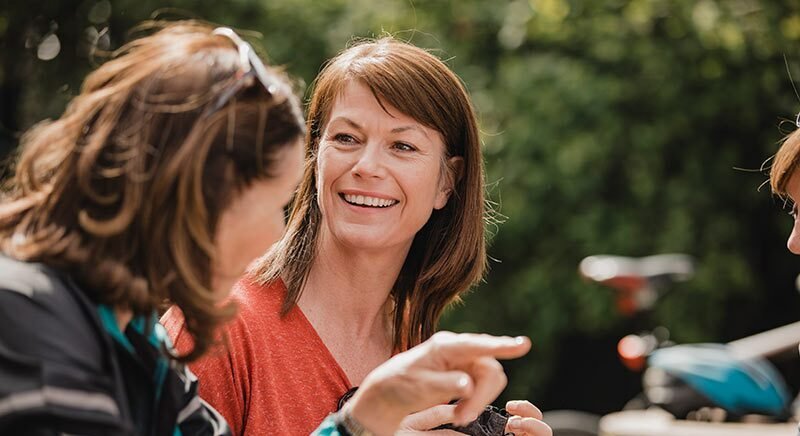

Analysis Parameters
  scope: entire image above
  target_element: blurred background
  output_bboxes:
[3,0,800,417]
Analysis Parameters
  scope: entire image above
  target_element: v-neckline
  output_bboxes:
[281,282,354,388]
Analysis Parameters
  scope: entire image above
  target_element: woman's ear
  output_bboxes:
[434,156,464,210]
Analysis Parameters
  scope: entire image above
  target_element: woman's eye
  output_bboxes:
[393,142,416,152]
[334,133,357,144]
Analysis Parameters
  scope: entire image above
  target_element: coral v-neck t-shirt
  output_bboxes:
[161,278,351,436]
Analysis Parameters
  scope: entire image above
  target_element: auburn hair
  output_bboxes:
[252,37,488,350]
[771,128,800,195]
[0,21,305,361]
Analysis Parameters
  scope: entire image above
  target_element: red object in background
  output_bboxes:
[615,294,638,316]
[618,334,648,371]
[602,275,647,294]
[579,254,695,316]
[602,276,647,316]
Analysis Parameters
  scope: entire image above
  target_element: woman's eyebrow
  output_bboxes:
[391,125,430,140]
[328,116,363,131]
[329,116,430,140]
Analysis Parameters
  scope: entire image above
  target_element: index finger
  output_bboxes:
[429,332,531,366]
[401,404,458,430]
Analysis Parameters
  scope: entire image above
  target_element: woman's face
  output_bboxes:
[785,170,800,255]
[211,140,304,293]
[315,81,457,252]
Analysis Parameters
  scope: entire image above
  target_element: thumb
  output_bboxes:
[401,404,458,430]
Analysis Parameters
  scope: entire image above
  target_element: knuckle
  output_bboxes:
[430,331,454,349]
[498,371,508,388]
[432,331,454,342]
[479,357,504,373]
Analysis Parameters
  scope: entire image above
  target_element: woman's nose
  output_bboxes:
[351,143,386,179]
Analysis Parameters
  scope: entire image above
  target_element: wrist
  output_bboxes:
[335,403,375,436]
[344,387,403,436]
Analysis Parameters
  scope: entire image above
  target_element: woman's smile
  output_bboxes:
[340,191,400,209]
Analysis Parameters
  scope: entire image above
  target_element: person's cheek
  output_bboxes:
[788,221,800,255]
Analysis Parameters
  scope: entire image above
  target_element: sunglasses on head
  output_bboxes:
[207,27,289,116]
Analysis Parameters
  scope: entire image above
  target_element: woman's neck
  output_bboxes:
[298,227,411,342]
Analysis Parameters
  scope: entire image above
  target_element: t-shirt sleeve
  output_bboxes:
[0,277,125,435]
[162,306,248,435]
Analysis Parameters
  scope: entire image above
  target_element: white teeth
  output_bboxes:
[343,194,397,208]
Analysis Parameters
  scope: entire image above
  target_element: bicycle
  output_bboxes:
[545,253,800,436]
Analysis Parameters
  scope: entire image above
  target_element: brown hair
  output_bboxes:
[252,37,487,350]
[770,128,800,195]
[0,21,305,361]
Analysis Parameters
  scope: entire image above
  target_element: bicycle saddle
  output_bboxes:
[579,254,695,291]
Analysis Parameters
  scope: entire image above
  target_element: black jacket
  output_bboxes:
[0,255,230,435]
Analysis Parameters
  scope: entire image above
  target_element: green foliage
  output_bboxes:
[449,0,800,405]
[4,0,800,411]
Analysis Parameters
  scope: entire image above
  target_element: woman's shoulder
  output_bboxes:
[0,254,75,304]
[221,276,298,338]
[161,276,291,352]
[231,275,288,316]
[0,255,117,427]
[0,255,105,360]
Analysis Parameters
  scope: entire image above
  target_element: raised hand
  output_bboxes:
[344,332,531,436]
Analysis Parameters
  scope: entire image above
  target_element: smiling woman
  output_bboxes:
[162,36,550,436]
[268,37,486,352]
[316,80,458,252]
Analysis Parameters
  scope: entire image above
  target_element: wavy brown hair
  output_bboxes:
[0,22,304,361]
[252,37,488,350]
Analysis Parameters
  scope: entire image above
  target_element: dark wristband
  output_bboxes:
[333,407,375,436]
